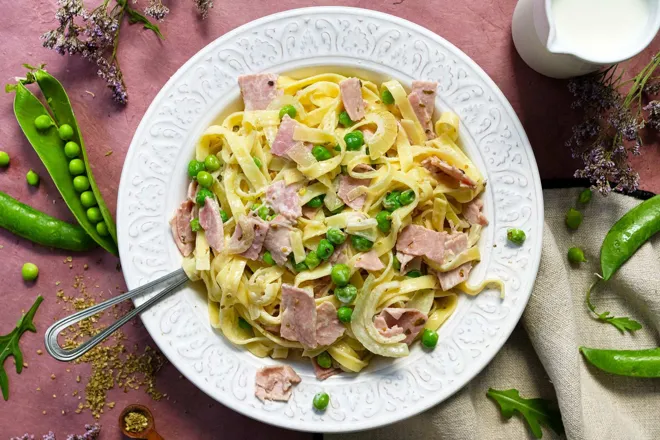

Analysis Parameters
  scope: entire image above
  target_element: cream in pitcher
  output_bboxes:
[512,0,660,78]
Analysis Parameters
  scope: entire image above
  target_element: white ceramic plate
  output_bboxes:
[117,7,543,433]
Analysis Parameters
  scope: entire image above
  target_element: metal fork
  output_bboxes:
[44,268,189,362]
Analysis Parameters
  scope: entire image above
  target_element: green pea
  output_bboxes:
[197,171,213,188]
[80,191,97,208]
[34,114,53,131]
[392,254,401,271]
[331,264,351,287]
[306,194,325,208]
[507,228,526,245]
[350,234,373,252]
[204,154,221,172]
[252,203,261,211]
[334,284,358,304]
[383,191,402,211]
[337,306,353,323]
[196,188,214,206]
[316,239,335,260]
[68,158,86,176]
[96,221,109,236]
[421,329,438,348]
[73,175,90,193]
[376,211,392,234]
[316,352,332,369]
[344,131,365,151]
[567,247,587,264]
[338,111,353,128]
[326,228,346,245]
[579,189,592,204]
[257,205,270,221]
[190,218,202,232]
[565,208,583,230]
[305,251,321,269]
[58,124,74,141]
[399,189,415,206]
[381,88,395,105]
[406,270,422,278]
[0,151,9,167]
[26,170,40,186]
[238,317,252,331]
[263,251,276,266]
[188,160,205,178]
[253,156,262,168]
[219,210,229,223]
[21,262,39,281]
[86,207,102,223]
[292,259,308,273]
[312,145,332,161]
[279,105,297,119]
[313,392,329,411]
[64,141,81,158]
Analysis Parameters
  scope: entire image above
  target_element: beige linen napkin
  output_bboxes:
[329,188,660,440]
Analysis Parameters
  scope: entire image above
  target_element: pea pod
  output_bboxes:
[600,195,660,280]
[580,346,660,378]
[12,72,118,255]
[0,191,96,252]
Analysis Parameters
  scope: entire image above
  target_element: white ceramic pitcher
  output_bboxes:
[512,0,660,78]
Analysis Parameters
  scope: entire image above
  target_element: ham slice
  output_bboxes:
[408,80,438,139]
[354,250,385,271]
[280,284,318,349]
[228,215,269,260]
[396,224,447,264]
[312,357,341,381]
[312,276,333,299]
[198,198,224,253]
[437,262,473,291]
[254,365,301,402]
[339,78,365,121]
[422,156,477,189]
[396,251,421,274]
[263,216,293,266]
[315,302,345,346]
[337,175,370,210]
[443,232,468,262]
[329,242,349,265]
[271,115,298,157]
[238,73,281,111]
[265,180,301,221]
[374,308,428,345]
[302,206,320,219]
[463,198,489,226]
[170,200,195,257]
[187,180,198,202]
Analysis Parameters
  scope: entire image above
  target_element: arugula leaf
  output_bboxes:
[487,388,564,439]
[586,279,642,334]
[125,7,164,40]
[0,296,43,400]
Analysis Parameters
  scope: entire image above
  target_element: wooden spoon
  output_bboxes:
[119,404,164,440]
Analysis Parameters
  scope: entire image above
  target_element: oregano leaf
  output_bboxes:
[487,388,564,439]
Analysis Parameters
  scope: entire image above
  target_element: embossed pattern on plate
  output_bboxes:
[117,7,543,433]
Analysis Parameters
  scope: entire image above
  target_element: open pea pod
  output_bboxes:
[13,79,118,255]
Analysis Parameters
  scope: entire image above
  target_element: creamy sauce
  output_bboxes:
[551,0,651,59]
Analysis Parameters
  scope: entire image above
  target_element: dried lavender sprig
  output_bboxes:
[145,0,170,20]
[194,0,213,18]
[10,425,100,440]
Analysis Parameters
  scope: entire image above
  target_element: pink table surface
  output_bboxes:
[0,1,658,438]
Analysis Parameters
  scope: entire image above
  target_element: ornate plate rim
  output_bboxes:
[117,6,544,433]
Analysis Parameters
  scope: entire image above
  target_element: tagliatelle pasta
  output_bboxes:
[170,72,503,380]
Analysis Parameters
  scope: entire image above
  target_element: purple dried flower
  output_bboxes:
[644,82,660,96]
[194,0,213,18]
[644,100,660,131]
[96,57,128,105]
[145,0,170,20]
[42,433,56,440]
[9,435,35,440]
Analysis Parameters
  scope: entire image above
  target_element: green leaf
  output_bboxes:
[487,388,564,439]
[0,296,43,400]
[125,7,164,39]
[586,279,642,334]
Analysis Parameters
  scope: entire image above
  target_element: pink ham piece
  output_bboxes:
[265,180,302,221]
[312,357,341,381]
[198,198,224,253]
[170,200,195,257]
[396,251,421,274]
[238,73,281,111]
[339,78,365,121]
[316,302,345,346]
[187,180,198,202]
[374,308,428,345]
[443,232,468,262]
[263,324,281,335]
[302,206,320,219]
[408,80,438,139]
[280,284,318,349]
[263,215,293,266]
[228,215,270,260]
[463,198,489,226]
[337,175,370,210]
[437,262,473,291]
[312,276,333,299]
[422,156,477,189]
[329,242,349,265]
[271,115,298,157]
[396,224,447,264]
[254,365,301,402]
[354,250,385,271]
